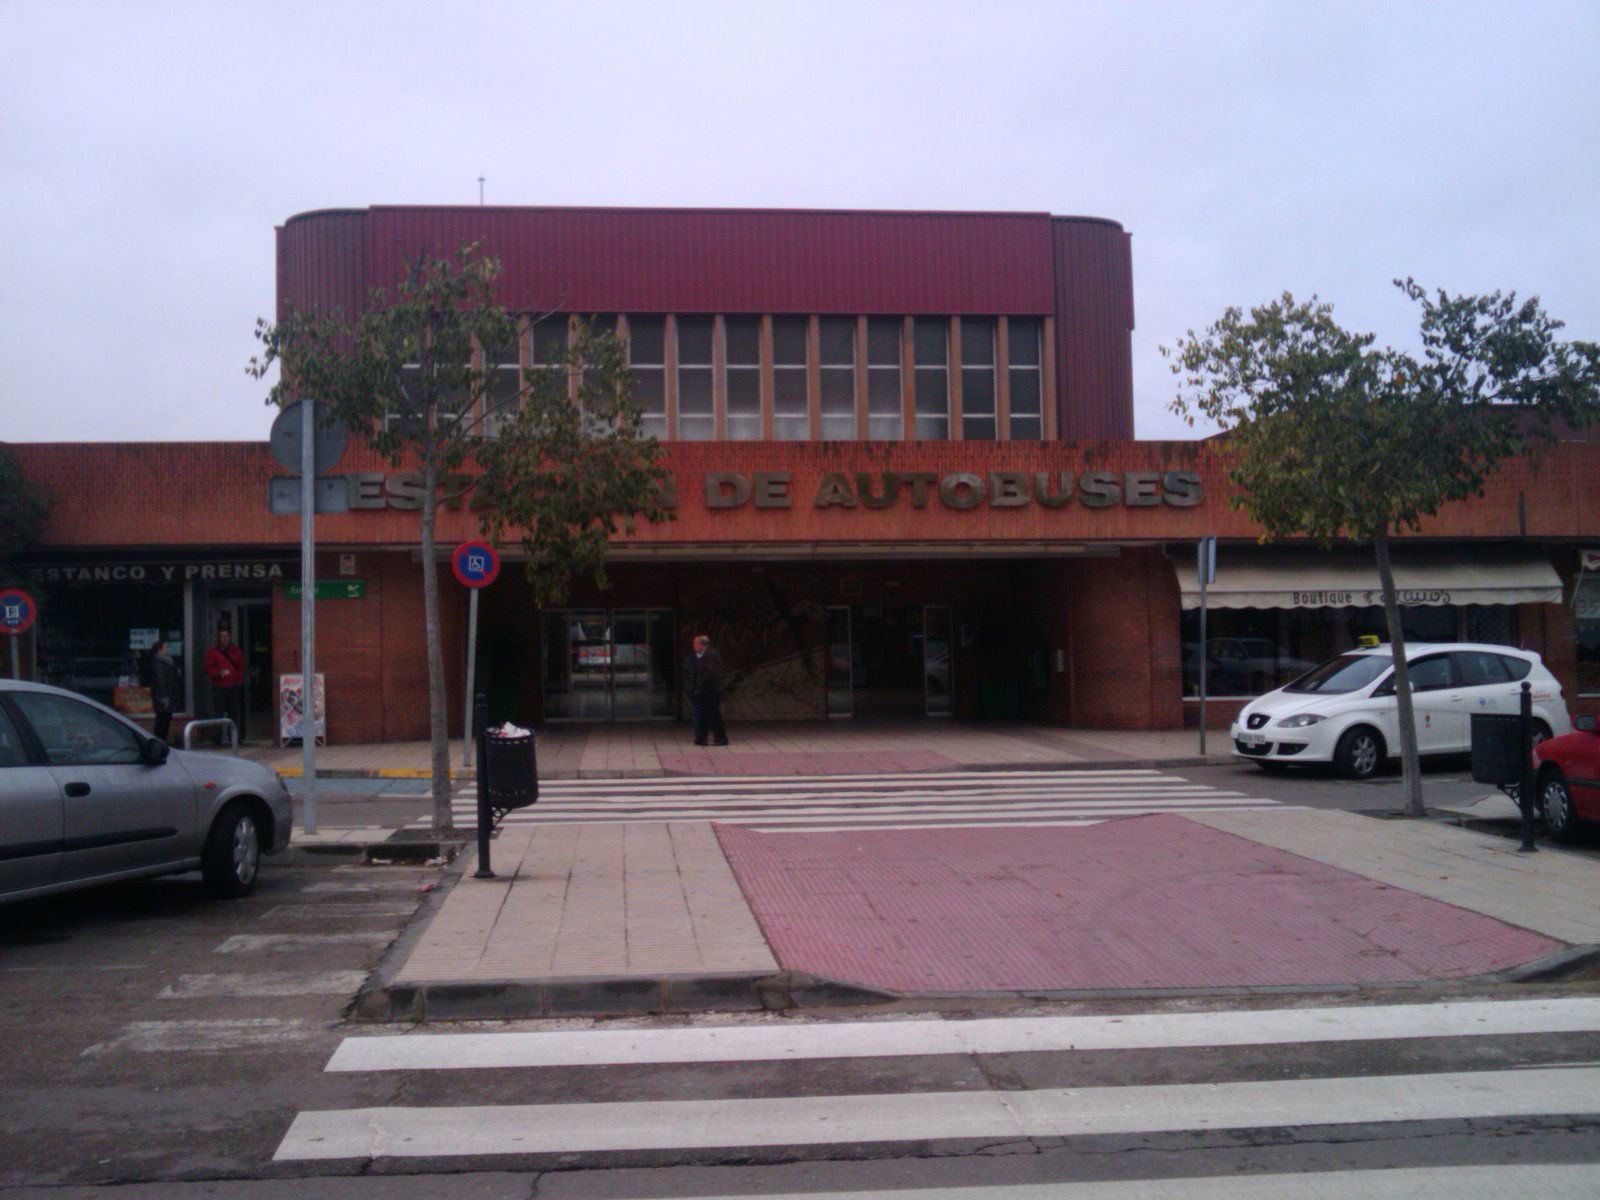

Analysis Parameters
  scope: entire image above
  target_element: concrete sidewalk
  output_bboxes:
[354,802,1600,1022]
[245,720,1235,780]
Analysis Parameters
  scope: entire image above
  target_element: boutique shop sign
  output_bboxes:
[703,470,1204,511]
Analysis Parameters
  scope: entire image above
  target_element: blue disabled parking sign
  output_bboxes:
[0,587,36,635]
[451,541,501,589]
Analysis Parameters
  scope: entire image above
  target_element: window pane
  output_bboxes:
[532,319,567,365]
[962,367,995,416]
[960,318,995,366]
[678,367,712,414]
[915,367,947,415]
[963,415,996,440]
[772,317,808,365]
[677,316,713,363]
[868,413,903,440]
[773,368,807,409]
[819,317,855,364]
[678,415,714,440]
[820,413,855,439]
[914,318,947,365]
[867,318,902,365]
[727,368,759,413]
[820,370,854,414]
[1009,416,1042,441]
[1009,369,1041,417]
[774,414,809,440]
[725,316,760,364]
[1008,317,1041,365]
[868,369,901,414]
[727,414,762,440]
[914,414,948,440]
[627,316,664,363]
[580,313,617,335]
[11,692,143,766]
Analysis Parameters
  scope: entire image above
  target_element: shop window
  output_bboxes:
[1007,318,1043,440]
[1575,572,1600,696]
[676,316,715,440]
[819,317,857,440]
[913,318,949,440]
[625,315,666,439]
[960,319,996,440]
[724,316,762,440]
[866,318,904,440]
[38,583,186,713]
[772,317,809,440]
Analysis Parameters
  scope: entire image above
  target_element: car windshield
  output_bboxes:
[1283,653,1392,695]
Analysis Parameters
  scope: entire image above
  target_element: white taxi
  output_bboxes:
[1230,643,1570,780]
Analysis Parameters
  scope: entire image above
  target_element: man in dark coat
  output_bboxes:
[149,640,181,744]
[683,633,728,746]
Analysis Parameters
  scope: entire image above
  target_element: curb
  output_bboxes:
[283,836,468,867]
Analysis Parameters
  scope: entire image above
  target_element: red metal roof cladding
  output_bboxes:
[275,205,1137,437]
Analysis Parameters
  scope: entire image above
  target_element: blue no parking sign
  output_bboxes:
[0,587,36,636]
[451,541,501,589]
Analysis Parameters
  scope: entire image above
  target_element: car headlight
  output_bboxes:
[1277,713,1327,729]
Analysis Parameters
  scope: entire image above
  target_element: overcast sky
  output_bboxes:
[3,0,1596,444]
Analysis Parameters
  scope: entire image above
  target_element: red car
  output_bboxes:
[1533,714,1600,843]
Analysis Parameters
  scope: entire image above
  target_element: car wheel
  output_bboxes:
[1334,727,1384,781]
[202,802,262,898]
[1539,769,1582,845]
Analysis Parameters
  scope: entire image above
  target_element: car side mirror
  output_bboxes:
[143,737,170,765]
[1576,714,1598,733]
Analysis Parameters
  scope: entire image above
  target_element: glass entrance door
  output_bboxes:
[542,608,676,721]
[825,606,852,718]
[923,605,954,716]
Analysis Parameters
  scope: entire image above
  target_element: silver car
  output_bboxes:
[0,679,292,904]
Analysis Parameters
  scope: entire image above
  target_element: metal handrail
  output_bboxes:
[183,718,238,751]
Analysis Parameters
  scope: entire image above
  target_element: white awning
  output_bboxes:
[1178,548,1562,611]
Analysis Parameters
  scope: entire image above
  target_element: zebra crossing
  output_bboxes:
[450,766,1293,832]
[274,996,1600,1195]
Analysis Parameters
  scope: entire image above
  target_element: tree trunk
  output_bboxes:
[1373,530,1424,817]
[420,432,454,835]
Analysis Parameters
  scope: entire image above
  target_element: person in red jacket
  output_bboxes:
[203,628,247,744]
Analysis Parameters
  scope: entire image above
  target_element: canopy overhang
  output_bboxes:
[1178,547,1562,611]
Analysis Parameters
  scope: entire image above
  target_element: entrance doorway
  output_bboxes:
[541,608,676,721]
[210,600,272,742]
[850,603,954,718]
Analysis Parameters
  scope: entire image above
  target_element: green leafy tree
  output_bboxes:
[250,246,670,832]
[0,443,52,588]
[1167,280,1600,817]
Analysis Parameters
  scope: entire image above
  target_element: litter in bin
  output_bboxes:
[489,722,531,738]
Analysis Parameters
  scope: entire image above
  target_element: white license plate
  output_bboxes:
[1237,731,1267,746]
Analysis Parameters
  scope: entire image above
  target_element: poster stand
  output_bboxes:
[277,672,326,746]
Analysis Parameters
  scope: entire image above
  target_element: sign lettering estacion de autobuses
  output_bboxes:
[341,469,1205,513]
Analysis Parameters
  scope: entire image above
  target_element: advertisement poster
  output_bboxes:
[277,673,326,744]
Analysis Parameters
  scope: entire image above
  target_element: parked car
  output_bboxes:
[1230,643,1571,780]
[1533,713,1600,843]
[0,679,292,905]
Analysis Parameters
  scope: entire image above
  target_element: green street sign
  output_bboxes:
[283,580,367,600]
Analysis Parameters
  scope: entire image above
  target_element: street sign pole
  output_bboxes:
[8,634,16,681]
[1198,536,1216,756]
[462,587,480,769]
[300,398,318,834]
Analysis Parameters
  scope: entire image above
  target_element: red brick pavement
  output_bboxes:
[715,814,1561,994]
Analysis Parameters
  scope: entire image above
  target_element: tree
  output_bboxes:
[1167,281,1600,817]
[0,443,51,588]
[250,245,671,833]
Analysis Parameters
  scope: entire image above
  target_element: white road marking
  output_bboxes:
[214,932,393,953]
[158,971,368,998]
[82,1019,318,1056]
[274,1064,1600,1160]
[571,1165,1600,1199]
[325,997,1600,1072]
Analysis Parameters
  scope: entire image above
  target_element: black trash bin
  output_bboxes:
[482,730,538,819]
[1470,713,1524,786]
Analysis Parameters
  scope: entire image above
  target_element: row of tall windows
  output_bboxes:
[472,313,1049,442]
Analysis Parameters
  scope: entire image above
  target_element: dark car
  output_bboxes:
[1532,713,1600,843]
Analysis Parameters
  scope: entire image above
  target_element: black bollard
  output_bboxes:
[1517,681,1538,854]
[473,693,496,879]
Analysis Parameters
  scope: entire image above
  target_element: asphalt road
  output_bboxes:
[3,764,1595,1198]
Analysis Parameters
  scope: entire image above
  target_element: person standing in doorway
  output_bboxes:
[204,628,246,744]
[684,633,728,746]
[149,639,181,744]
